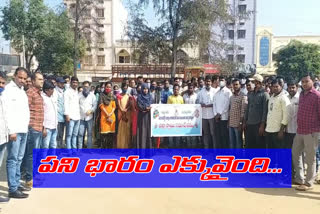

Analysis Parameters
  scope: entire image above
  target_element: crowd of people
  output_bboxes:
[0,67,320,201]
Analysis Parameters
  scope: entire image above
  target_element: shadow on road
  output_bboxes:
[245,187,320,200]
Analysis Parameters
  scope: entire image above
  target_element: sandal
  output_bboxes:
[295,184,313,191]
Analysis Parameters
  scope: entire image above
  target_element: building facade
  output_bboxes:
[256,26,320,75]
[213,0,257,70]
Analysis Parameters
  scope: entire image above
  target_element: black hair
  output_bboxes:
[63,75,70,80]
[173,84,180,89]
[246,79,252,84]
[174,77,179,82]
[83,81,91,86]
[71,76,79,82]
[31,72,43,81]
[219,75,226,81]
[14,67,28,76]
[187,83,194,88]
[123,77,129,81]
[137,76,143,79]
[212,75,218,82]
[78,86,83,90]
[105,81,113,87]
[43,80,55,91]
[301,72,315,80]
[191,77,197,82]
[151,80,156,84]
[287,79,298,86]
[271,78,283,86]
[198,77,204,81]
[0,71,6,79]
[121,82,127,89]
[232,78,240,84]
[205,75,212,81]
[164,79,170,84]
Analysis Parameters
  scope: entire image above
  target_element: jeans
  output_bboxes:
[24,127,42,182]
[42,128,57,149]
[57,122,66,148]
[0,143,7,168]
[7,133,28,193]
[66,120,80,149]
[316,143,320,173]
[78,119,93,149]
[229,127,242,149]
[202,119,216,148]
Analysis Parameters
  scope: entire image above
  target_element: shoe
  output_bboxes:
[295,184,313,191]
[8,190,29,199]
[25,180,33,188]
[18,185,31,192]
[0,197,10,203]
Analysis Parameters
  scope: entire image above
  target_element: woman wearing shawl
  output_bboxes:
[117,83,132,148]
[129,88,139,148]
[96,82,116,148]
[137,83,152,148]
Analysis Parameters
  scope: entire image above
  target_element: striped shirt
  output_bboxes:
[27,87,44,132]
[229,91,247,128]
[297,88,320,135]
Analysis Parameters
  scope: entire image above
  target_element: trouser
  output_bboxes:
[215,120,229,149]
[78,119,93,149]
[245,124,266,148]
[292,133,319,186]
[285,132,298,178]
[202,119,216,148]
[42,128,58,149]
[229,127,242,148]
[7,133,27,193]
[184,137,198,148]
[101,133,114,149]
[169,137,182,148]
[66,120,80,149]
[24,127,42,182]
[0,143,7,168]
[266,132,285,149]
[57,122,66,148]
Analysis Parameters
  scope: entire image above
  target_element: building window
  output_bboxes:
[238,5,247,13]
[237,30,246,39]
[239,22,245,26]
[99,48,104,51]
[119,56,130,63]
[96,9,104,18]
[228,30,234,39]
[238,46,244,51]
[227,46,234,51]
[237,54,245,63]
[98,24,104,28]
[98,0,104,3]
[228,22,235,26]
[84,32,91,44]
[84,8,91,18]
[84,55,93,65]
[97,33,104,43]
[227,55,234,62]
[97,55,105,65]
[86,48,91,52]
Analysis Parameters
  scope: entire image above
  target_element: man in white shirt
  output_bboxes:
[197,76,219,148]
[64,76,81,149]
[78,81,97,149]
[265,78,290,148]
[55,77,66,148]
[213,76,232,148]
[42,80,58,148]
[3,67,30,199]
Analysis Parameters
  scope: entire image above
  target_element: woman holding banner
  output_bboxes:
[136,83,152,149]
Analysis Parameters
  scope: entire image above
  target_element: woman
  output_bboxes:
[136,83,152,149]
[129,89,138,148]
[96,82,116,149]
[117,83,132,148]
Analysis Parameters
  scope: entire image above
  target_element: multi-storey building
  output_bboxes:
[256,26,320,75]
[213,0,257,71]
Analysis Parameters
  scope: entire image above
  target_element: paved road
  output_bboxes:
[0,161,320,214]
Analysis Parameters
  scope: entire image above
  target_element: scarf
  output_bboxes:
[137,83,152,109]
[100,91,114,106]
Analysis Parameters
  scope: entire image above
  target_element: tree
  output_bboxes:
[127,0,230,78]
[0,0,47,72]
[66,0,103,77]
[275,40,320,80]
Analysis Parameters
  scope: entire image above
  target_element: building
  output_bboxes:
[212,0,257,70]
[256,26,320,75]
[64,0,128,82]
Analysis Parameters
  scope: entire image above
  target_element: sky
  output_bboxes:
[1,0,320,53]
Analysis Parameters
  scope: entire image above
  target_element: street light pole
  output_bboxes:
[22,34,26,68]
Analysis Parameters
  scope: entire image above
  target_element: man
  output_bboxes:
[55,77,66,148]
[243,74,269,148]
[24,75,32,91]
[212,76,219,89]
[160,80,173,104]
[265,79,290,148]
[42,80,58,148]
[292,73,320,191]
[3,67,30,198]
[63,75,70,89]
[137,76,144,85]
[0,71,10,202]
[276,76,289,96]
[78,81,97,149]
[197,76,218,148]
[246,79,254,94]
[183,83,198,148]
[195,77,205,94]
[150,80,161,104]
[167,85,184,148]
[90,85,96,93]
[64,76,81,149]
[22,72,45,189]
[145,78,151,88]
[213,76,232,148]
[228,79,247,149]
